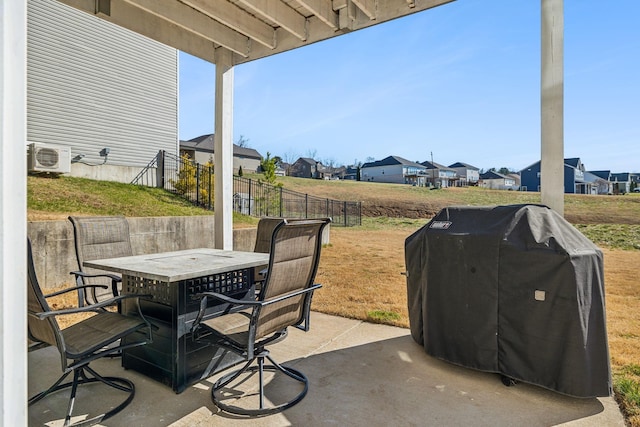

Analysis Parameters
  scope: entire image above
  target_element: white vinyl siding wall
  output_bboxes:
[361,165,404,183]
[27,0,178,168]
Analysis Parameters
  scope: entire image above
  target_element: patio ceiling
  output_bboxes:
[59,0,455,65]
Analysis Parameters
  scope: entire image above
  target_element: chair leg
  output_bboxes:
[212,350,308,416]
[29,365,135,427]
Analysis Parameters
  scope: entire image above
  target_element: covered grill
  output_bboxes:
[404,204,611,398]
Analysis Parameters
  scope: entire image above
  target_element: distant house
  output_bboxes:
[610,173,634,194]
[179,134,262,174]
[479,171,518,190]
[361,156,427,185]
[342,165,359,181]
[506,173,521,190]
[449,162,480,186]
[289,157,333,179]
[632,173,640,191]
[586,170,612,194]
[274,164,286,177]
[520,158,597,194]
[421,161,458,188]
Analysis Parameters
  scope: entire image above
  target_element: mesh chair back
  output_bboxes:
[253,218,285,253]
[69,216,133,303]
[256,218,329,339]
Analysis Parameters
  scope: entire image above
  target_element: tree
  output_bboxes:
[260,152,277,184]
[306,149,317,160]
[236,135,250,148]
[238,165,243,177]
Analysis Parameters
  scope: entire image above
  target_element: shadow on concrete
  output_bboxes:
[28,313,621,427]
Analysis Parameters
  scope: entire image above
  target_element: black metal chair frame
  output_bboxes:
[192,218,330,416]
[27,239,153,426]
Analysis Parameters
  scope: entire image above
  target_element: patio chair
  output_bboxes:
[192,217,331,416]
[27,238,153,426]
[253,217,286,290]
[68,215,133,306]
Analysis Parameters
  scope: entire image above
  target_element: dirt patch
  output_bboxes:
[362,201,441,219]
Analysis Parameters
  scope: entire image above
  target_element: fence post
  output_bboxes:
[196,163,200,205]
[305,194,308,218]
[344,201,347,226]
[279,187,283,217]
[248,179,252,216]
[208,166,212,210]
[156,150,165,188]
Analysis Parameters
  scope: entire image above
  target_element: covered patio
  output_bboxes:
[28,312,624,426]
[4,0,567,424]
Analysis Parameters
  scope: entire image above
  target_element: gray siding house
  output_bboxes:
[180,134,262,174]
[290,158,332,179]
[479,171,518,190]
[361,156,427,185]
[27,0,178,183]
[421,161,458,188]
[449,162,480,186]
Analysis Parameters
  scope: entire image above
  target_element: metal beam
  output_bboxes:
[541,0,564,215]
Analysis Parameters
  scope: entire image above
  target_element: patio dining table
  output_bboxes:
[85,248,269,393]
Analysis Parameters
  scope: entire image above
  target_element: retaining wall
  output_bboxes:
[28,216,329,290]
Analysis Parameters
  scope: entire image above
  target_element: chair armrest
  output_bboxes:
[195,291,261,307]
[70,270,122,282]
[34,294,152,319]
[191,285,322,335]
[260,284,322,307]
[44,284,109,298]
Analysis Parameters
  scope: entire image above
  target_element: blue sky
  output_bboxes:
[179,0,639,173]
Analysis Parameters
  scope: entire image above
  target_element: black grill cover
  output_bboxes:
[405,204,611,397]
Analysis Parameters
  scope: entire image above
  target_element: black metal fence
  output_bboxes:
[132,151,361,227]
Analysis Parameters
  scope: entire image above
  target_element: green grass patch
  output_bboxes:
[574,224,640,251]
[360,217,429,231]
[366,310,401,324]
[614,375,640,417]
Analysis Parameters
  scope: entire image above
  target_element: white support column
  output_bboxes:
[214,48,234,249]
[541,0,564,215]
[1,0,28,425]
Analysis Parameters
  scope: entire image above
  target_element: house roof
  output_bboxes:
[295,157,319,166]
[520,157,584,173]
[180,134,262,159]
[611,173,630,182]
[449,162,479,170]
[564,158,581,168]
[362,155,424,169]
[480,171,509,180]
[589,170,611,180]
[421,160,454,171]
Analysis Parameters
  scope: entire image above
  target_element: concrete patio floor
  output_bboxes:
[28,312,625,427]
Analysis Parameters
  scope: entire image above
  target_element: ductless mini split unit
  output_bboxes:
[27,142,71,174]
